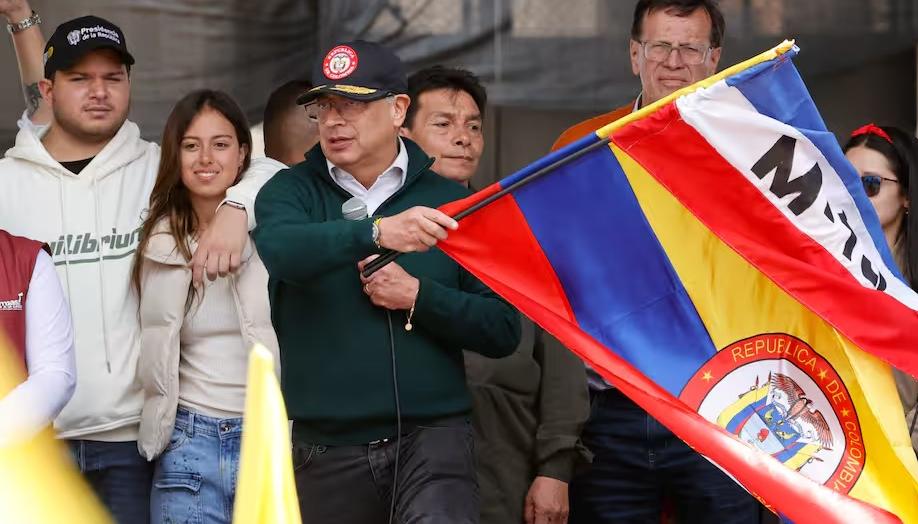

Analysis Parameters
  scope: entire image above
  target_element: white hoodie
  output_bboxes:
[0,118,280,441]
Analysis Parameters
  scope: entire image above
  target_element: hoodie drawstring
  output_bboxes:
[58,177,75,324]
[91,175,113,374]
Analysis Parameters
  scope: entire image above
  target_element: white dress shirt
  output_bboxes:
[327,138,409,215]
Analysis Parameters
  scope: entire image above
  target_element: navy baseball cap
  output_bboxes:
[296,40,408,106]
[43,16,135,79]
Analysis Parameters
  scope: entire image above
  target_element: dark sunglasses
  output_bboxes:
[861,174,899,197]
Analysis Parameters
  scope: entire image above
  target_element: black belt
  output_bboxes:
[292,414,468,447]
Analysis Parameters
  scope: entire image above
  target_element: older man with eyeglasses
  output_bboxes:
[553,1,763,523]
[554,0,722,149]
[253,40,520,524]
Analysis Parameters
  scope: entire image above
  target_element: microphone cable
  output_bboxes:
[385,310,402,524]
[341,196,403,523]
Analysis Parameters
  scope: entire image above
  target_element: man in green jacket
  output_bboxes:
[253,40,521,524]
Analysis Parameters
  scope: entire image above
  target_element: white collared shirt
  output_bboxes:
[327,138,408,216]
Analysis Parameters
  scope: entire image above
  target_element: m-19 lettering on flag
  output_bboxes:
[436,42,918,523]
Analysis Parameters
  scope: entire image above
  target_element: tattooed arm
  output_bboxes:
[1,0,50,124]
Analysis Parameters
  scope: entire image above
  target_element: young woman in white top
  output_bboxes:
[131,89,279,523]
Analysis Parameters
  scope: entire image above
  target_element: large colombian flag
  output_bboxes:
[437,42,918,522]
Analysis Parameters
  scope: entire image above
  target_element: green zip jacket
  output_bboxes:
[253,139,521,446]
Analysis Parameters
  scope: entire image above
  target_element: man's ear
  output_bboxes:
[38,78,54,105]
[709,46,723,69]
[391,94,411,128]
[629,39,642,76]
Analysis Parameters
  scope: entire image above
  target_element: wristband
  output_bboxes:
[7,10,41,34]
[222,200,246,211]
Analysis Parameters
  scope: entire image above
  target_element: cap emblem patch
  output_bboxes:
[67,30,81,45]
[323,45,358,81]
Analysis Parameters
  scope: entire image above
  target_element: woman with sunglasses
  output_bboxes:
[131,89,280,523]
[843,123,918,455]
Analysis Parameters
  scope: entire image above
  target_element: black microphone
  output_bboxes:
[341,197,368,221]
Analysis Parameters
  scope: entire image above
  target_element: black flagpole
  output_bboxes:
[361,135,612,277]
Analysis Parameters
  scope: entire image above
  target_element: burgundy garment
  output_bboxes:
[0,229,45,371]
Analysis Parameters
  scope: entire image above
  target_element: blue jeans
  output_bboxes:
[570,388,761,524]
[68,439,154,524]
[150,408,243,524]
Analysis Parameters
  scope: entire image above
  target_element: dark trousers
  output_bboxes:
[68,440,155,524]
[293,416,479,524]
[570,388,761,524]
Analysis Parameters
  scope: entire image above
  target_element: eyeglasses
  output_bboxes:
[861,174,900,197]
[639,41,712,65]
[305,95,393,123]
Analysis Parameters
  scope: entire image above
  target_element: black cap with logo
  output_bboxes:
[43,15,135,79]
[296,40,408,106]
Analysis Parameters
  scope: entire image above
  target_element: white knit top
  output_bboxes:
[178,276,248,419]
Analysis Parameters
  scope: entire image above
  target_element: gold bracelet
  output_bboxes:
[405,302,415,331]
[372,217,383,249]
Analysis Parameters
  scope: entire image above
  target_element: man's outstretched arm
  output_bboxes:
[1,0,50,124]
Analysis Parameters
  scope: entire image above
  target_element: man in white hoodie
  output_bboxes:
[0,4,277,522]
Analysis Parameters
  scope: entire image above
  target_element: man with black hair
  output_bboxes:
[403,65,591,524]
[263,79,319,166]
[554,2,761,522]
[402,66,486,186]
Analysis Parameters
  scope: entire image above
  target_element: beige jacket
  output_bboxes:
[137,219,279,460]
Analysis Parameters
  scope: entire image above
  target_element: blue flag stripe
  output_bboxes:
[510,144,717,395]
[498,131,602,191]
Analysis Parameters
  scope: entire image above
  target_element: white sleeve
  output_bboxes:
[16,109,49,136]
[223,156,287,230]
[0,250,76,444]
